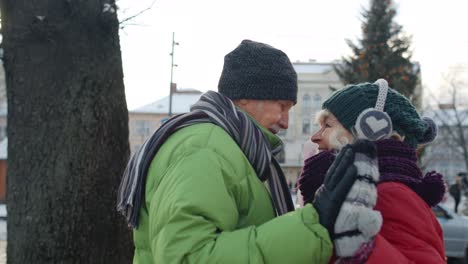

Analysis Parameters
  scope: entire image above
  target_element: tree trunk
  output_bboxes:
[0,0,133,263]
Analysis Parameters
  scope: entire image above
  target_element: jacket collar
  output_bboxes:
[238,108,283,150]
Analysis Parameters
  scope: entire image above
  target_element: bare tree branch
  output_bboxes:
[119,0,157,26]
[423,71,468,171]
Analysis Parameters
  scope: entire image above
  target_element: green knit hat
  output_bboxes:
[323,82,435,148]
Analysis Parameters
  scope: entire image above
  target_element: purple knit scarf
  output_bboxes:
[298,139,445,207]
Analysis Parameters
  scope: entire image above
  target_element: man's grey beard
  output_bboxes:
[270,124,282,134]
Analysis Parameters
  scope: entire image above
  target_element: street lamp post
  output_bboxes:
[168,32,179,117]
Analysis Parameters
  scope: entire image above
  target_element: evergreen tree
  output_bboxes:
[334,0,420,105]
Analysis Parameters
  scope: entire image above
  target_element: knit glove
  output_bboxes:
[333,140,382,259]
[312,141,361,235]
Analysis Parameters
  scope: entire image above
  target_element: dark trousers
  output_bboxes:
[455,197,461,213]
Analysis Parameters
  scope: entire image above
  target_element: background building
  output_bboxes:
[278,61,342,187]
[0,61,6,202]
[0,62,6,141]
[0,138,6,202]
[127,61,428,191]
[128,87,202,154]
[127,62,343,188]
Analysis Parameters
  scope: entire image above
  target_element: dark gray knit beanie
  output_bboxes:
[218,39,298,103]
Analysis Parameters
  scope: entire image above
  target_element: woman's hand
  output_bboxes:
[333,140,382,259]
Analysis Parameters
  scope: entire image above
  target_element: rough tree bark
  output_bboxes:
[0,0,133,263]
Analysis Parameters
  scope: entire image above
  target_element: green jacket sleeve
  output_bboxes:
[147,148,332,263]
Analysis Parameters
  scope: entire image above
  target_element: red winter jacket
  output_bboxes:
[365,182,445,263]
[331,182,445,263]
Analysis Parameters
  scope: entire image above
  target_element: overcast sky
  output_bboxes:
[117,0,468,110]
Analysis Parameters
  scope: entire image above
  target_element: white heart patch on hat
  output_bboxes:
[354,108,393,141]
[365,116,389,133]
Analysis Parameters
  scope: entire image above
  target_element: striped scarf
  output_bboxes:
[117,91,294,228]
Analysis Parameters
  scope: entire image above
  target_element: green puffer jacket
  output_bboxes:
[133,123,332,263]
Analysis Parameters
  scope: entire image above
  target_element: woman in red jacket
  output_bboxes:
[299,80,446,263]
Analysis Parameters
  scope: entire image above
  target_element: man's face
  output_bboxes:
[311,110,353,152]
[235,99,294,134]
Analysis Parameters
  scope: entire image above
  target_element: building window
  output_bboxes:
[135,120,150,137]
[311,122,319,133]
[302,94,312,113]
[302,118,310,135]
[313,94,322,109]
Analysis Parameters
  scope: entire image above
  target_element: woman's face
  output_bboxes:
[311,110,354,152]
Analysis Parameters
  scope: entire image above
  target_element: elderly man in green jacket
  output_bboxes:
[117,40,366,263]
